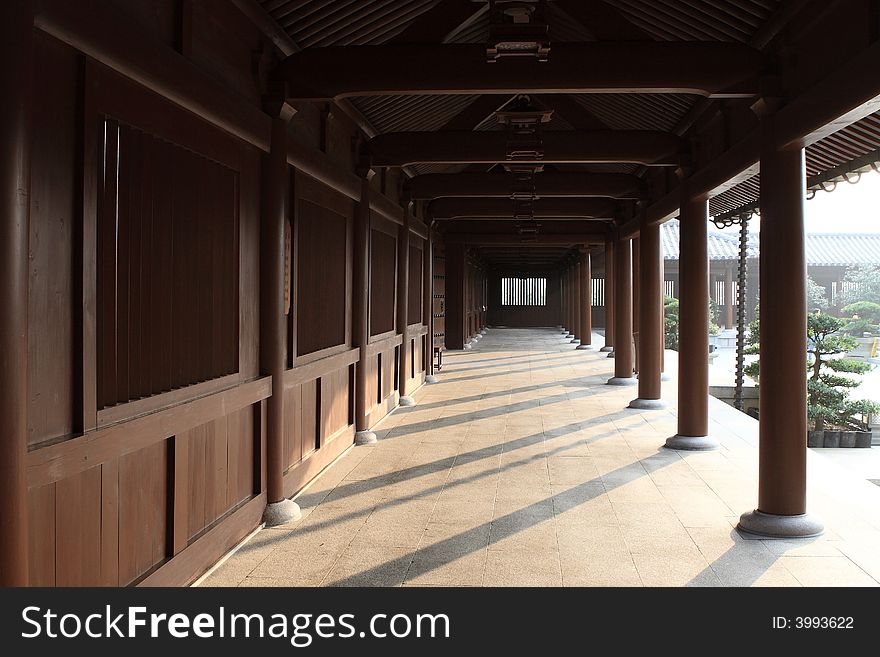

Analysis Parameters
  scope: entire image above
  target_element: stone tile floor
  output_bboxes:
[200,328,880,587]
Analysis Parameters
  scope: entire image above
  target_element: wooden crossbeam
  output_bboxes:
[369,130,683,167]
[275,43,762,100]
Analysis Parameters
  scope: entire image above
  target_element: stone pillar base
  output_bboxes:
[737,510,824,539]
[606,351,615,358]
[399,395,416,407]
[664,434,719,451]
[569,338,579,344]
[263,499,302,526]
[575,344,594,350]
[463,343,472,350]
[628,398,667,410]
[354,430,377,445]
[480,329,488,335]
[607,376,638,386]
[425,374,440,384]
[599,345,613,352]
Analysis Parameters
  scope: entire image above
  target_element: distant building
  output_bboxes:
[661,220,880,325]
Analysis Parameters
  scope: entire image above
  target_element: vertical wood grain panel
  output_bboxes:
[118,440,167,584]
[295,200,348,355]
[408,243,423,325]
[370,229,397,336]
[55,467,102,586]
[28,33,79,445]
[301,379,318,458]
[27,484,56,586]
[100,459,119,585]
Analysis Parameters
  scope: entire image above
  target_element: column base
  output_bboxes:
[628,398,667,410]
[262,499,302,526]
[569,338,579,344]
[606,376,638,386]
[606,351,615,358]
[463,343,472,350]
[575,344,593,350]
[480,329,488,335]
[473,334,482,340]
[425,374,440,384]
[664,434,719,451]
[737,510,824,539]
[599,345,613,352]
[399,395,416,407]
[354,430,377,445]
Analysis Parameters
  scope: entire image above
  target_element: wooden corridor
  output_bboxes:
[5,1,880,588]
[201,329,880,587]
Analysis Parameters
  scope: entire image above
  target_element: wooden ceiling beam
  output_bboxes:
[275,43,763,100]
[428,197,619,220]
[369,130,683,167]
[408,171,643,200]
[446,232,610,245]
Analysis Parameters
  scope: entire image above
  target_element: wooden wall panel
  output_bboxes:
[28,33,79,446]
[191,0,266,105]
[225,405,255,510]
[55,466,102,586]
[383,347,396,399]
[321,367,350,441]
[433,242,446,351]
[108,0,177,47]
[370,229,397,336]
[97,120,240,409]
[27,484,57,586]
[301,379,319,458]
[238,145,262,379]
[118,440,168,584]
[296,199,348,355]
[366,355,380,408]
[284,384,304,470]
[408,243,423,326]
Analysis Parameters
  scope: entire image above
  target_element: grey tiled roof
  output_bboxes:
[661,219,756,261]
[661,220,880,267]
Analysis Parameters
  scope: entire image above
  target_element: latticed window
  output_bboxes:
[501,277,547,306]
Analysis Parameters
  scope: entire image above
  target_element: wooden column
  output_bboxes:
[724,266,735,329]
[738,119,823,538]
[632,236,641,372]
[260,100,300,523]
[570,260,581,343]
[577,250,593,349]
[0,0,33,586]
[630,221,665,408]
[424,229,438,381]
[397,209,415,405]
[560,269,566,332]
[601,241,615,352]
[353,173,377,444]
[666,193,717,450]
[608,238,636,385]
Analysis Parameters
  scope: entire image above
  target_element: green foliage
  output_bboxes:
[842,265,880,305]
[840,300,880,337]
[807,276,829,312]
[664,295,679,350]
[663,295,721,350]
[746,312,878,430]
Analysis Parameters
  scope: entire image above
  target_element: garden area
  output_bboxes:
[664,264,880,447]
